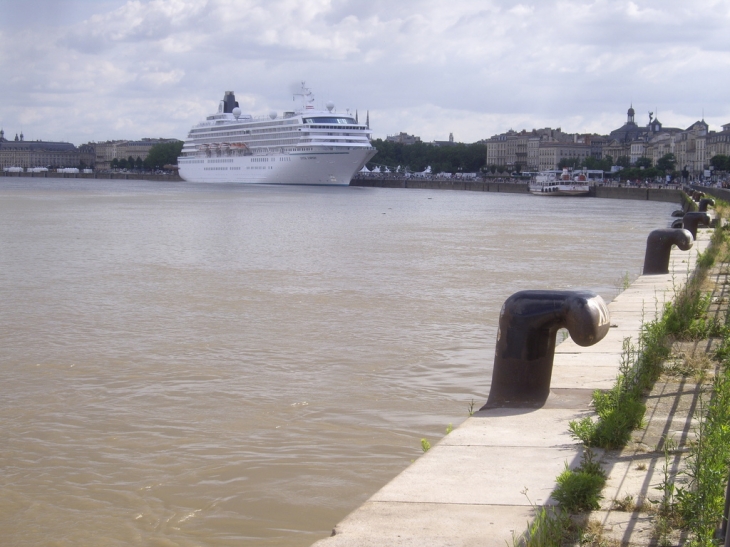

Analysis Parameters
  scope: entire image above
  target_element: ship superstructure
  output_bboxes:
[178,84,376,185]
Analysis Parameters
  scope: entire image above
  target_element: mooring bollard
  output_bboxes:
[643,228,693,275]
[482,290,610,409]
[682,212,711,238]
[699,198,715,212]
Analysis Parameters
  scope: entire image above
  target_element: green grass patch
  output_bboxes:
[552,450,607,512]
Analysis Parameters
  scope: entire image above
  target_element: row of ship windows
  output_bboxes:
[190,126,367,139]
[202,166,275,171]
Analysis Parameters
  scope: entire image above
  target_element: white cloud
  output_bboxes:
[0,0,729,144]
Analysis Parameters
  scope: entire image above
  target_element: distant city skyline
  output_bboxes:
[1,0,729,145]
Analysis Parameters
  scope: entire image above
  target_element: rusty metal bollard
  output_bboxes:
[482,290,610,409]
[682,212,711,238]
[699,198,715,212]
[643,229,693,275]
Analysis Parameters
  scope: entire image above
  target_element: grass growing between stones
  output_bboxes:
[569,224,726,450]
[674,350,730,545]
[520,206,729,545]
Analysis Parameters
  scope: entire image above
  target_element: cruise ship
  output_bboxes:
[177,85,376,185]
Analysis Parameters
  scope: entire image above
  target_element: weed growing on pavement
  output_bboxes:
[552,450,607,513]
[513,489,577,547]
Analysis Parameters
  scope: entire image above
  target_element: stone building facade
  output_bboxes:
[0,130,94,169]
[484,104,729,176]
[385,132,421,145]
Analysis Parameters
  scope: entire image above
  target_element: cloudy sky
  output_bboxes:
[1,0,729,145]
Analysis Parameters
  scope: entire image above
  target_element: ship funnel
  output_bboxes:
[223,91,239,114]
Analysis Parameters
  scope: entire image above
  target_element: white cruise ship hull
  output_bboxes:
[177,87,377,186]
[179,148,375,185]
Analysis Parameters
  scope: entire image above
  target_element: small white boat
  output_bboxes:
[529,168,590,196]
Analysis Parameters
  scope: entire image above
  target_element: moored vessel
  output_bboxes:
[178,84,376,185]
[529,168,595,196]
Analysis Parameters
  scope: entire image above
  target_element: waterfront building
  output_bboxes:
[432,133,457,147]
[485,105,727,176]
[0,130,93,169]
[487,127,569,172]
[94,138,179,170]
[537,141,592,171]
[707,123,730,160]
[385,132,421,145]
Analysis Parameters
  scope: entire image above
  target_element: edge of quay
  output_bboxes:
[350,177,687,204]
[311,229,712,547]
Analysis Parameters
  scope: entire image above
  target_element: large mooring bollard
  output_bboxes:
[682,212,711,238]
[482,290,610,409]
[699,198,715,212]
[643,228,693,275]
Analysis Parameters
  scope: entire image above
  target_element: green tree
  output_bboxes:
[583,155,613,172]
[616,156,631,168]
[558,157,580,169]
[118,158,129,169]
[656,153,676,172]
[144,141,184,169]
[111,158,119,169]
[635,156,652,169]
[710,154,730,172]
[366,138,487,174]
[135,156,144,170]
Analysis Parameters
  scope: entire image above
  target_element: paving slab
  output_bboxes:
[439,408,590,448]
[318,502,536,547]
[369,445,580,506]
[551,364,621,390]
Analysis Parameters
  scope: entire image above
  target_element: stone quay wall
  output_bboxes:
[351,177,685,203]
[1,170,182,182]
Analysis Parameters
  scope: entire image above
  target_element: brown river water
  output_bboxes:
[0,179,677,546]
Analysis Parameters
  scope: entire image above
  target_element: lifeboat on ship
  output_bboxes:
[231,142,252,156]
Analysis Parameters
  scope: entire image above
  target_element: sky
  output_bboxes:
[1,0,729,145]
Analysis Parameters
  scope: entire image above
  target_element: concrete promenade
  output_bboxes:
[312,230,711,547]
